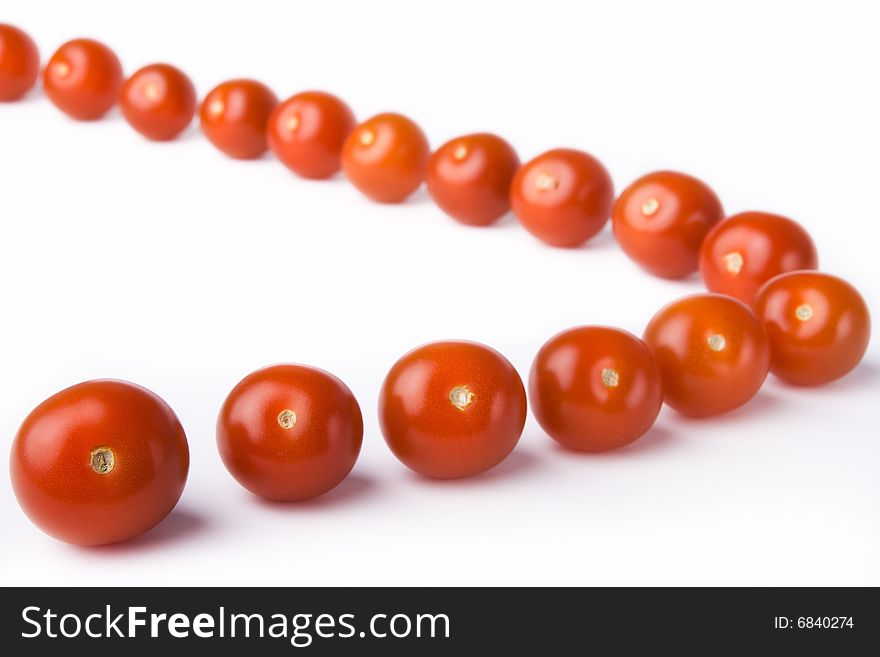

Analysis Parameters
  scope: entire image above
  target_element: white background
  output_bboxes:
[1,0,878,586]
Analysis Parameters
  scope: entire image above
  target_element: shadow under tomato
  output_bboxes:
[529,225,618,252]
[618,424,677,455]
[251,473,378,512]
[159,121,202,143]
[83,507,212,554]
[407,447,542,488]
[1,84,42,104]
[582,226,617,251]
[642,268,702,287]
[546,423,677,459]
[441,210,520,231]
[80,105,124,123]
[772,359,878,395]
[490,211,519,230]
[663,389,788,429]
[401,185,431,205]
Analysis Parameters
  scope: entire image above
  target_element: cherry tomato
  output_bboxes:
[0,24,40,101]
[612,170,724,279]
[426,133,520,226]
[119,63,196,141]
[10,380,189,546]
[341,112,430,203]
[644,294,770,417]
[754,271,871,386]
[510,148,614,247]
[379,341,526,479]
[217,364,363,501]
[267,90,356,180]
[699,211,818,304]
[43,38,123,120]
[200,79,278,159]
[530,326,663,452]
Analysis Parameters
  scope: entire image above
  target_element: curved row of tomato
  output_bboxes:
[1,25,871,546]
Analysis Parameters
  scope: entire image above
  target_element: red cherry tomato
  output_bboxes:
[530,326,663,452]
[0,24,40,101]
[754,271,871,386]
[200,79,278,159]
[699,211,818,304]
[217,364,363,501]
[341,112,430,203]
[379,341,526,479]
[119,63,196,141]
[10,380,189,546]
[43,38,123,120]
[510,148,614,247]
[612,170,724,279]
[267,91,356,180]
[426,133,520,226]
[644,294,771,417]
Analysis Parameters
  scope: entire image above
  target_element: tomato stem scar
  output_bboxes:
[796,304,813,321]
[89,447,115,475]
[535,172,559,191]
[641,198,660,216]
[723,251,743,275]
[449,385,475,411]
[601,368,620,387]
[277,409,297,430]
[707,334,726,351]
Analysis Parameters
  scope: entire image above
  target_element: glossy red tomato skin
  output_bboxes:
[341,112,430,203]
[200,79,278,159]
[699,211,818,304]
[530,326,663,452]
[43,39,124,120]
[644,294,771,417]
[0,24,40,101]
[426,133,520,226]
[120,63,196,141]
[10,380,189,546]
[217,364,363,501]
[379,341,527,479]
[510,148,614,247]
[267,91,356,179]
[612,170,724,279]
[754,271,871,386]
